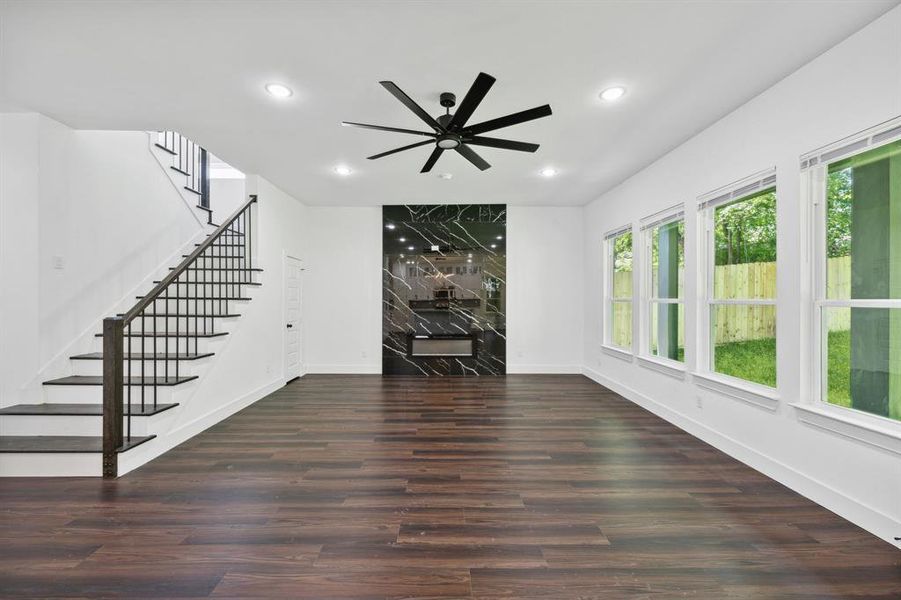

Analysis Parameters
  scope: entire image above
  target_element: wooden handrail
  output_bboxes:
[121,195,257,324]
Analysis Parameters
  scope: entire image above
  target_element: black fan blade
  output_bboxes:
[464,104,552,135]
[448,72,496,131]
[465,136,539,152]
[421,147,444,173]
[342,121,436,138]
[455,144,490,171]
[367,140,434,160]
[380,81,446,132]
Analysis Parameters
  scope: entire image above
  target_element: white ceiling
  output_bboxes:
[1,0,897,206]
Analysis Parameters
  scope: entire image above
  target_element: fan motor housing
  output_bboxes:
[439,92,456,108]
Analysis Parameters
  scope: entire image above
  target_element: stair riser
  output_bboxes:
[0,413,173,437]
[71,358,208,377]
[123,316,238,334]
[153,282,258,294]
[0,453,100,477]
[134,299,251,313]
[43,382,191,405]
[164,273,260,284]
[92,333,228,354]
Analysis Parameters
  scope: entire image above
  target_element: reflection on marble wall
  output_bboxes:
[383,205,506,376]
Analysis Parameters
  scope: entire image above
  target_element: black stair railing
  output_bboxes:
[155,131,211,213]
[102,195,257,477]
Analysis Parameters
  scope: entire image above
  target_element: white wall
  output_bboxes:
[302,207,382,373]
[0,114,41,408]
[507,206,583,373]
[581,6,901,545]
[299,205,584,375]
[0,114,204,407]
[210,177,246,221]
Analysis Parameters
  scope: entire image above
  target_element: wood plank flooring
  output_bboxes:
[1,374,898,598]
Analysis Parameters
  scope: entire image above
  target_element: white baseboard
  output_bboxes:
[305,364,381,374]
[507,364,582,374]
[581,366,901,548]
[118,378,283,475]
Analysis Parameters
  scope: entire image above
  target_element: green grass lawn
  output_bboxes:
[714,336,777,388]
[713,330,851,404]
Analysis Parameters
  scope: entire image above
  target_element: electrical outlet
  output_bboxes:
[265,365,272,375]
[696,395,703,409]
[52,256,64,270]
[361,350,368,359]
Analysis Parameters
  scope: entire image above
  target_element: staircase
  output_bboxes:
[0,194,259,477]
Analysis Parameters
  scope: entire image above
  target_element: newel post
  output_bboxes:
[102,316,124,478]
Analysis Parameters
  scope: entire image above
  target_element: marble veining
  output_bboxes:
[383,204,506,376]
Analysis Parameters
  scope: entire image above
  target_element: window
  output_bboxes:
[808,120,901,424]
[699,171,777,388]
[642,209,684,363]
[604,227,633,351]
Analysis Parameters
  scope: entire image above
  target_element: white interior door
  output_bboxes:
[284,255,303,383]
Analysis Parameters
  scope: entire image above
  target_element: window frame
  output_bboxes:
[639,205,685,368]
[806,116,901,429]
[696,169,778,392]
[603,225,634,355]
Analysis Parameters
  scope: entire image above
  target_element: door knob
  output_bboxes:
[286,323,293,328]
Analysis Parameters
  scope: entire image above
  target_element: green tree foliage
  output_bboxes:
[714,190,776,265]
[826,168,852,258]
[612,231,632,272]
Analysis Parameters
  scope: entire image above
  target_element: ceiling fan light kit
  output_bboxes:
[342,72,552,173]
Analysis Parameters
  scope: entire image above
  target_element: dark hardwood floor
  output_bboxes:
[1,375,898,598]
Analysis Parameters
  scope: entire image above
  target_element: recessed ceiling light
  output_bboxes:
[399,253,405,258]
[467,253,473,258]
[333,165,352,176]
[438,173,453,180]
[467,259,472,263]
[265,83,293,98]
[540,167,558,178]
[386,223,395,230]
[407,246,415,251]
[599,86,626,102]
[496,235,503,240]
[490,244,498,249]
[399,237,406,243]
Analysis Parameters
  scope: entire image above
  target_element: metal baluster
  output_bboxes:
[153,298,157,409]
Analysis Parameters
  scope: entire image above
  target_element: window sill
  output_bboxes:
[692,372,779,412]
[637,356,686,380]
[601,345,633,362]
[791,403,901,456]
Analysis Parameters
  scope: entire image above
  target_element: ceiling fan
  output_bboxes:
[342,72,552,173]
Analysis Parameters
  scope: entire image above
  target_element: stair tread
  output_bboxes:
[193,243,245,247]
[136,295,252,300]
[182,254,245,258]
[94,331,229,338]
[71,352,214,361]
[43,375,198,386]
[153,280,260,286]
[0,435,154,453]
[115,313,240,318]
[171,267,259,271]
[154,143,177,155]
[0,403,177,416]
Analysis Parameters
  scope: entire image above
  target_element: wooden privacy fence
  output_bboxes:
[611,256,851,345]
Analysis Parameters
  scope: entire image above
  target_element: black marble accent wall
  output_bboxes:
[383,205,506,376]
